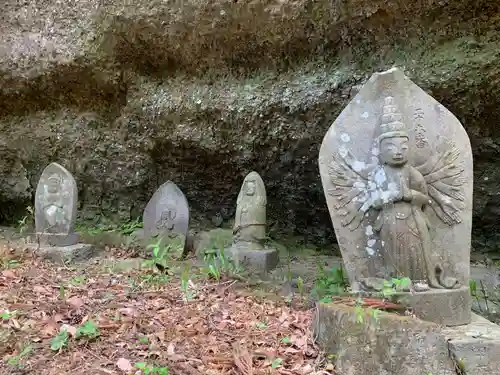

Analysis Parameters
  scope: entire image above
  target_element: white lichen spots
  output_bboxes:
[428,200,432,204]
[354,181,366,189]
[484,176,489,181]
[373,168,387,185]
[367,239,376,247]
[340,133,351,142]
[365,225,374,236]
[361,111,369,119]
[442,195,452,204]
[339,146,348,158]
[365,247,375,256]
[352,160,366,172]
[371,148,380,156]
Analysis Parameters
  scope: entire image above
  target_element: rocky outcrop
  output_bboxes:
[1,0,500,251]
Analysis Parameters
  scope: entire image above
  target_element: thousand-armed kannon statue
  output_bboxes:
[319,68,473,297]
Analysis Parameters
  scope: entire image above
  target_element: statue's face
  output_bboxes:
[245,181,256,196]
[47,176,61,194]
[379,136,409,166]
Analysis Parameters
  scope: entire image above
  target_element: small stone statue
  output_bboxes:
[226,171,278,272]
[35,162,78,246]
[233,171,267,243]
[30,162,93,262]
[143,181,190,249]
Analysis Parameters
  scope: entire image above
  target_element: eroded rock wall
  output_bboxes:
[1,0,500,250]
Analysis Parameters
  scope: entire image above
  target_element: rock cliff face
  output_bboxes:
[1,0,500,251]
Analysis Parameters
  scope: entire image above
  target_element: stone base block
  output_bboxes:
[26,243,95,263]
[35,232,79,247]
[313,301,456,375]
[393,286,471,326]
[225,241,279,273]
[313,301,500,375]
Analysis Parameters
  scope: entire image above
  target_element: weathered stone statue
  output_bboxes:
[233,171,267,242]
[226,171,278,272]
[31,162,93,262]
[319,68,473,326]
[35,162,78,246]
[143,180,190,249]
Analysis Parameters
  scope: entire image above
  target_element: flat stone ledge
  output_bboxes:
[393,286,471,326]
[444,313,500,375]
[33,232,79,247]
[25,243,95,263]
[313,301,456,375]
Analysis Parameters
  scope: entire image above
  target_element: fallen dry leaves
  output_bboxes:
[0,252,327,375]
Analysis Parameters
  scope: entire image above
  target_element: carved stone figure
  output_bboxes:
[143,181,189,246]
[226,171,278,272]
[319,68,473,325]
[233,171,267,242]
[35,162,78,246]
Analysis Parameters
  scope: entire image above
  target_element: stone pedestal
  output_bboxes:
[36,232,79,247]
[26,242,94,263]
[313,301,500,375]
[393,287,471,326]
[225,241,278,273]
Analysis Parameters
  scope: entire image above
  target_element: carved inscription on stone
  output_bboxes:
[143,181,189,242]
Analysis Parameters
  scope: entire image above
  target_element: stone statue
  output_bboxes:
[319,68,473,325]
[226,171,278,272]
[233,171,267,242]
[35,162,78,246]
[42,173,68,231]
[143,181,190,248]
[330,96,463,291]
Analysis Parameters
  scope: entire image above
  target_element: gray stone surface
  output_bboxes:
[393,286,471,326]
[26,243,94,263]
[142,181,189,247]
[34,162,78,246]
[313,301,456,375]
[226,242,279,273]
[444,313,500,375]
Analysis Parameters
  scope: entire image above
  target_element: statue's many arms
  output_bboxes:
[328,96,465,291]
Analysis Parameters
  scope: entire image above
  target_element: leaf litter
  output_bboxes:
[0,246,329,375]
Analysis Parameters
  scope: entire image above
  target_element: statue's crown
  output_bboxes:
[378,96,407,141]
[48,174,62,184]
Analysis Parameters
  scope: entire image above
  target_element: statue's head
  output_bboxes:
[237,171,267,206]
[47,174,62,194]
[245,180,256,196]
[377,96,409,167]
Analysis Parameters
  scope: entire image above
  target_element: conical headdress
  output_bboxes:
[377,96,408,142]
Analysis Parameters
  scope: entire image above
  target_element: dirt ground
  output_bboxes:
[0,239,333,375]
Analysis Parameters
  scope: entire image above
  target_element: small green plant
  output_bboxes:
[180,265,195,302]
[254,320,268,329]
[312,265,348,299]
[59,284,66,299]
[143,237,174,272]
[50,330,69,351]
[271,357,282,369]
[281,336,291,344]
[203,247,240,281]
[135,362,169,374]
[6,344,33,369]
[76,320,100,340]
[17,206,34,235]
[1,310,17,320]
[70,275,86,285]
